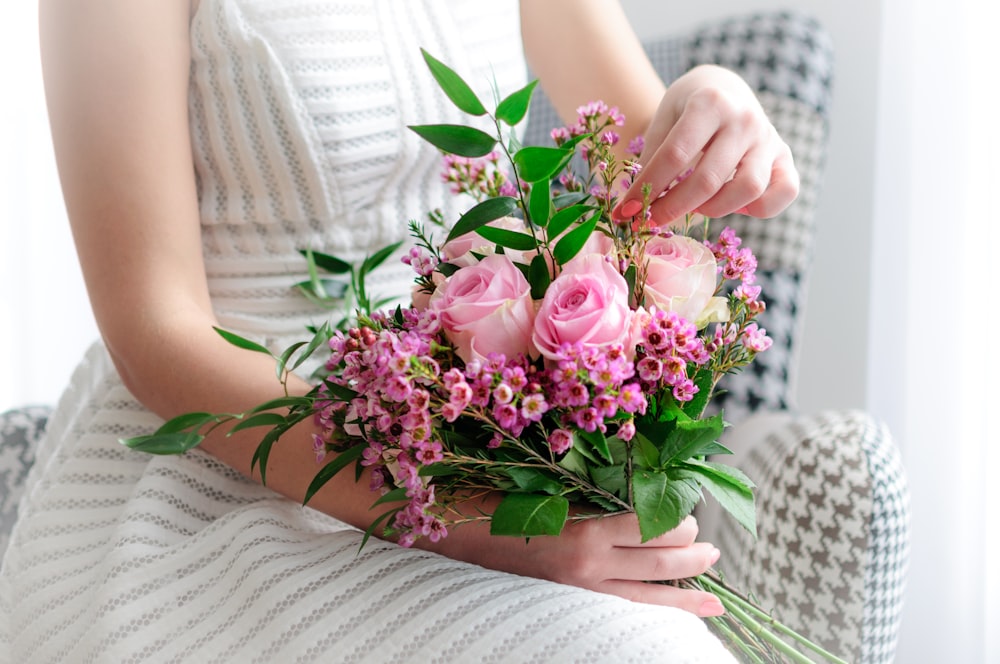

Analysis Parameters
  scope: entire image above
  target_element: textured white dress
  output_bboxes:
[0,1,734,661]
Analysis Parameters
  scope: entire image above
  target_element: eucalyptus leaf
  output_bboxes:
[495,80,539,126]
[408,124,496,157]
[446,196,519,242]
[490,493,569,537]
[419,49,488,116]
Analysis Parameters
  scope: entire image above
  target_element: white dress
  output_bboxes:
[0,1,734,661]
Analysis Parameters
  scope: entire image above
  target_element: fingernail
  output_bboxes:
[698,597,726,618]
[618,199,643,218]
[708,547,721,566]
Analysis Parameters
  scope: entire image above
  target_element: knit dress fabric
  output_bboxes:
[0,1,733,661]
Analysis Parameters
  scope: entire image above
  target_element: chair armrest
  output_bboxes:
[697,410,910,663]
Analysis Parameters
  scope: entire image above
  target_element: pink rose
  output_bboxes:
[643,235,725,326]
[532,254,635,360]
[430,253,537,363]
[441,216,528,267]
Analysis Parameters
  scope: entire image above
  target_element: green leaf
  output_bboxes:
[681,461,757,538]
[495,79,539,126]
[359,508,399,551]
[408,124,496,157]
[633,432,661,469]
[294,278,350,302]
[303,443,366,504]
[505,467,563,495]
[553,192,590,208]
[552,213,599,265]
[249,396,313,414]
[490,493,569,537]
[557,446,590,478]
[577,428,613,464]
[299,248,352,274]
[632,470,701,542]
[660,414,725,466]
[155,412,218,435]
[290,323,335,371]
[446,196,519,242]
[214,327,273,356]
[437,262,461,277]
[528,179,553,226]
[475,226,539,251]
[229,412,289,434]
[371,486,408,507]
[121,431,204,455]
[361,240,404,277]
[513,146,573,182]
[590,464,627,498]
[528,253,551,300]
[547,205,595,239]
[419,48,488,116]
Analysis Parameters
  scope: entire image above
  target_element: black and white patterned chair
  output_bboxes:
[527,10,909,664]
[1,10,907,664]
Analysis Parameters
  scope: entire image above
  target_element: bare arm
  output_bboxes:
[40,0,722,616]
[520,0,799,224]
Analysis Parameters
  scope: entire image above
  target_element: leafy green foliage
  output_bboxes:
[419,49,488,116]
[490,493,569,537]
[513,146,572,182]
[408,124,497,157]
[495,80,538,126]
[446,196,519,242]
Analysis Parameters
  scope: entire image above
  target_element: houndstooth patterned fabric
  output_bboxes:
[0,407,48,556]
[698,411,909,664]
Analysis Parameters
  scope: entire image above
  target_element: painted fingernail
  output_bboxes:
[708,547,721,566]
[698,597,726,617]
[619,199,643,218]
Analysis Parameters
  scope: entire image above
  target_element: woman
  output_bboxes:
[1,0,797,660]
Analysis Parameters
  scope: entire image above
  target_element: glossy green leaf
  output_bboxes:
[546,205,595,239]
[632,470,701,542]
[229,412,289,434]
[528,253,551,300]
[214,327,272,356]
[553,192,590,208]
[446,196,519,242]
[552,214,599,265]
[528,179,552,226]
[475,225,538,251]
[121,431,204,455]
[495,79,539,126]
[490,493,569,537]
[681,461,757,538]
[249,396,314,414]
[371,486,408,507]
[513,146,572,182]
[505,467,563,495]
[681,366,717,419]
[576,428,613,464]
[303,443,366,504]
[408,124,496,157]
[660,414,725,466]
[590,463,627,498]
[419,48,488,116]
[290,322,335,371]
[155,411,217,435]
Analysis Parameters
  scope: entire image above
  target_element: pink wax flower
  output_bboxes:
[643,234,729,328]
[532,254,636,361]
[430,253,537,364]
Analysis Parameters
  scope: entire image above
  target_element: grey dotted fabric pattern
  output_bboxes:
[0,406,48,555]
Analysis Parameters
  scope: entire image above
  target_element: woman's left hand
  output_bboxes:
[613,64,799,225]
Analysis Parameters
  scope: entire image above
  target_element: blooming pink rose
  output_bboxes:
[643,234,725,326]
[430,253,537,363]
[532,254,635,360]
[441,216,528,267]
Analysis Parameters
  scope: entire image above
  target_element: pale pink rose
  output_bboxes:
[441,216,528,267]
[429,253,537,363]
[643,234,723,326]
[532,254,635,360]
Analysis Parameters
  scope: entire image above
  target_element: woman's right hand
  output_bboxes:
[417,506,725,617]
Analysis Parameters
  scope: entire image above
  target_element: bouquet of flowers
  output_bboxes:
[125,50,845,664]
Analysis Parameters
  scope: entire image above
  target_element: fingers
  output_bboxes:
[743,144,799,218]
[596,513,700,547]
[598,580,725,617]
[608,541,720,581]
